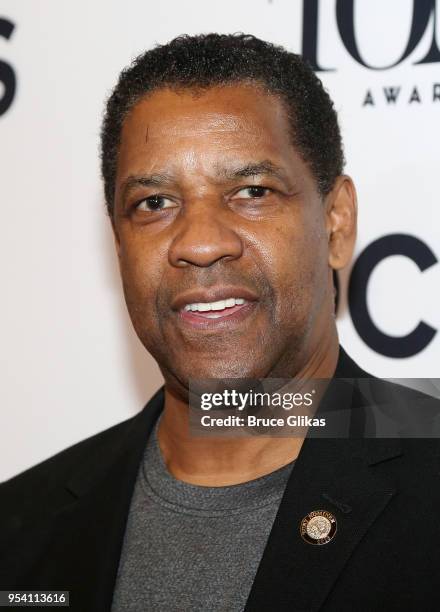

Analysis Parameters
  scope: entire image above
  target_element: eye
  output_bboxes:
[233,186,272,199]
[135,195,177,211]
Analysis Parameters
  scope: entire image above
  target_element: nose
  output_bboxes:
[168,202,243,268]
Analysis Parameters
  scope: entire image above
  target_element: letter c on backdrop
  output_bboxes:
[348,234,438,358]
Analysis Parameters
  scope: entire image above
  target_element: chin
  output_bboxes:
[185,361,262,381]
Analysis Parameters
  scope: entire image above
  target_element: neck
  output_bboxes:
[157,332,339,486]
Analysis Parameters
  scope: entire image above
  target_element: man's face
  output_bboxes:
[113,84,336,392]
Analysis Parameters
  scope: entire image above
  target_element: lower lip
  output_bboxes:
[178,302,257,329]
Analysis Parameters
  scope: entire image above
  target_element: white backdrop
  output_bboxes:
[1,0,439,481]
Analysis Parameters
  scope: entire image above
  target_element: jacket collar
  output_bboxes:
[65,387,164,500]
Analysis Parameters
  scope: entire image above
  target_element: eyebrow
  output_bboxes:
[119,173,174,201]
[118,160,292,202]
[222,160,288,182]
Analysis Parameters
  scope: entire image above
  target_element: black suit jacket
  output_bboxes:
[1,347,439,611]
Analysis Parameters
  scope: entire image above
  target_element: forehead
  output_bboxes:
[116,84,302,179]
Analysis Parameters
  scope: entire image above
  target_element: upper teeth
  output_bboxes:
[183,297,246,312]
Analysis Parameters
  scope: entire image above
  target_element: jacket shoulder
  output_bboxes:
[0,412,139,513]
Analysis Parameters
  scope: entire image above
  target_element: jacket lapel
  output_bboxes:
[243,436,399,611]
[62,392,164,611]
[6,390,164,612]
[244,348,402,611]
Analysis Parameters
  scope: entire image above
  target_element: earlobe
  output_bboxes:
[326,175,357,270]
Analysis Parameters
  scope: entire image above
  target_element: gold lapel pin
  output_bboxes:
[300,510,337,545]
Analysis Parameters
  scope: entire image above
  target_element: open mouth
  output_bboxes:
[178,297,258,329]
[172,286,259,329]
[182,297,248,319]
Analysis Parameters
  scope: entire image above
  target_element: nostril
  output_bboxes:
[167,206,243,269]
[169,233,243,268]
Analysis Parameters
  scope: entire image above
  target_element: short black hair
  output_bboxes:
[100,33,344,217]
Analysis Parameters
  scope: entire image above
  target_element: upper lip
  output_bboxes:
[171,286,259,311]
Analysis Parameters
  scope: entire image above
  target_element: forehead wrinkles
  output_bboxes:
[120,127,280,180]
[147,112,254,135]
[117,88,296,184]
[119,113,270,171]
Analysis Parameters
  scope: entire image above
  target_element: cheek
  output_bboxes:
[258,217,328,313]
[118,236,164,324]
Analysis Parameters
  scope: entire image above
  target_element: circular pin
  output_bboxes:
[300,510,337,545]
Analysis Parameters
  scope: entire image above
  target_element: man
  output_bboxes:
[1,34,439,612]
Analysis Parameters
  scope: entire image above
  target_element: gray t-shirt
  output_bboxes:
[111,422,295,612]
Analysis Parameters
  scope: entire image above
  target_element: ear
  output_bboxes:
[325,175,357,270]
